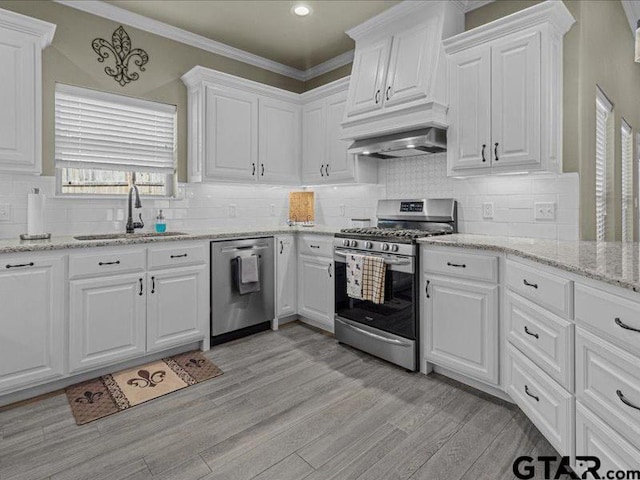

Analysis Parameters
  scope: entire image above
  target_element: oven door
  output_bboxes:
[334,248,416,340]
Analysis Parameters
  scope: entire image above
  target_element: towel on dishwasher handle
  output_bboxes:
[346,254,364,300]
[239,254,259,284]
[362,256,386,304]
[232,256,260,295]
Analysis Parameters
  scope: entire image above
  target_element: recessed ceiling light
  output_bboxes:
[292,4,312,17]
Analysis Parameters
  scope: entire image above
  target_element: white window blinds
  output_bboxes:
[595,87,613,242]
[622,119,633,242]
[55,84,177,174]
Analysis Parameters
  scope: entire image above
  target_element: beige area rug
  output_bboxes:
[65,351,222,425]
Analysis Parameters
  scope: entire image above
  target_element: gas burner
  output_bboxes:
[338,227,452,240]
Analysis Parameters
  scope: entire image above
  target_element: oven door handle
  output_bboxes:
[334,250,410,266]
[336,318,412,347]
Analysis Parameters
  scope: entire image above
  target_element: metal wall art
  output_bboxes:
[92,26,149,86]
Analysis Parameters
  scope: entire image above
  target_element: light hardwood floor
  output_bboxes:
[0,322,568,480]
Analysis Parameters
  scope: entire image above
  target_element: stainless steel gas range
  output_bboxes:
[333,199,457,371]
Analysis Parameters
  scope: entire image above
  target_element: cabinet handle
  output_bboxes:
[523,279,538,289]
[494,142,499,161]
[170,253,187,259]
[98,260,120,266]
[446,262,466,268]
[425,280,431,298]
[616,390,640,411]
[328,263,332,278]
[325,164,329,177]
[320,164,324,177]
[139,278,144,296]
[524,326,539,339]
[386,86,391,101]
[375,89,380,104]
[614,317,640,333]
[310,245,320,249]
[279,241,284,254]
[524,385,539,402]
[261,163,265,176]
[251,162,256,176]
[481,144,486,162]
[151,276,155,294]
[5,262,34,269]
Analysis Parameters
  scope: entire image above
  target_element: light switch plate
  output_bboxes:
[535,202,556,220]
[228,204,236,218]
[339,204,346,216]
[270,204,275,216]
[0,204,10,222]
[482,202,494,219]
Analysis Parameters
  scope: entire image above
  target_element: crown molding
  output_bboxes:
[52,0,353,82]
[299,76,350,103]
[621,0,640,37]
[0,8,56,48]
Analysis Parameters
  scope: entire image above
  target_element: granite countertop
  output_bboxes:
[0,224,339,254]
[418,234,640,293]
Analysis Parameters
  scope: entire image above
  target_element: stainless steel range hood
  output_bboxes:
[347,128,446,159]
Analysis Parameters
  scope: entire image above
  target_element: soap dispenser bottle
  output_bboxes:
[155,210,166,233]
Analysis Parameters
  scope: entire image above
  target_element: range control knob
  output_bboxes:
[365,241,373,249]
[391,244,399,252]
[381,243,390,251]
[343,239,350,247]
[351,240,358,248]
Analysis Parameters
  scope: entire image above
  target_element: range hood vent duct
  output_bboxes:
[348,128,446,160]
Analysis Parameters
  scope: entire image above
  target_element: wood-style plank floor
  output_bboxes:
[0,322,567,480]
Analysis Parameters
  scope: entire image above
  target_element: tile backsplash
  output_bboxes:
[0,154,578,241]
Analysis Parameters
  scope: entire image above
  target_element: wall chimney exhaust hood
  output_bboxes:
[348,128,446,159]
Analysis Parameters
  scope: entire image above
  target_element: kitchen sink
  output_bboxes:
[73,232,188,241]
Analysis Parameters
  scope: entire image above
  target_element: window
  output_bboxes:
[595,86,613,242]
[621,119,633,242]
[55,84,177,196]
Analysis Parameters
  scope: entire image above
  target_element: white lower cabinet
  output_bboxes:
[0,255,64,394]
[147,265,207,353]
[298,253,334,332]
[275,235,297,319]
[69,273,147,373]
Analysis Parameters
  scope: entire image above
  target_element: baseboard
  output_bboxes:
[429,363,514,403]
[298,315,335,335]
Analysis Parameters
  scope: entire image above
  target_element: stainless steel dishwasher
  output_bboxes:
[210,237,274,344]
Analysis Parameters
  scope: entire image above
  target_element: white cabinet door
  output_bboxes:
[259,98,300,184]
[384,21,435,109]
[302,99,326,184]
[147,265,206,353]
[204,85,258,182]
[69,273,147,373]
[0,256,63,393]
[298,254,334,330]
[275,235,297,318]
[491,31,540,168]
[424,274,499,384]
[345,38,391,118]
[324,90,353,181]
[447,45,492,171]
[0,28,38,174]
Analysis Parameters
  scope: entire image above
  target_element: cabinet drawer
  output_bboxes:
[576,403,640,476]
[298,235,333,258]
[576,327,640,448]
[575,283,640,357]
[148,243,206,270]
[506,259,573,319]
[506,344,574,457]
[506,292,574,391]
[69,248,146,279]
[422,249,498,283]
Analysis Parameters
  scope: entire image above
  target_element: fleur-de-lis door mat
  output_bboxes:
[65,351,222,425]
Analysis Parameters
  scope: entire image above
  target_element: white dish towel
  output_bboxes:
[239,255,259,284]
[346,254,364,300]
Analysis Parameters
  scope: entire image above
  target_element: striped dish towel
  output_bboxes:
[362,256,386,304]
[346,254,364,300]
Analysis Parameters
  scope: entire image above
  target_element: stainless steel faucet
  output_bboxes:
[126,172,144,234]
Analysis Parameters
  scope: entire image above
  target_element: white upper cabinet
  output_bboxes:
[324,90,353,181]
[444,1,574,176]
[0,9,55,175]
[302,99,326,183]
[259,97,300,184]
[341,1,464,141]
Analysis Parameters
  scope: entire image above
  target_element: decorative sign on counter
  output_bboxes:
[92,26,149,86]
[289,191,315,225]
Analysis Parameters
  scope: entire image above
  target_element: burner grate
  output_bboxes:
[339,227,451,239]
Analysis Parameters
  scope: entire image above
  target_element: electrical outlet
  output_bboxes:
[535,202,556,220]
[0,204,10,222]
[228,204,236,218]
[339,204,346,216]
[482,202,494,219]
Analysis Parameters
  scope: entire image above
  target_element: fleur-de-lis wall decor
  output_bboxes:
[92,26,149,86]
